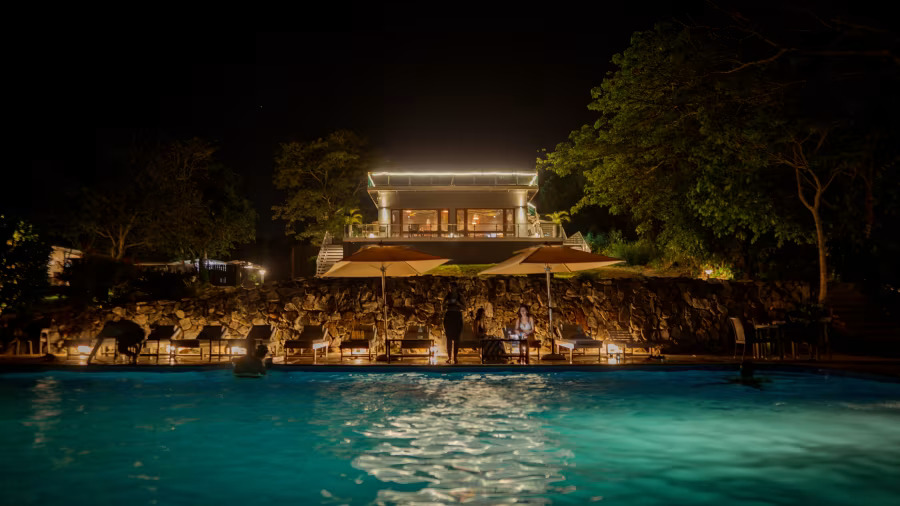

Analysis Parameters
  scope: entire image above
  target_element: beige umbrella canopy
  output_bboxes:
[321,245,449,343]
[479,245,623,358]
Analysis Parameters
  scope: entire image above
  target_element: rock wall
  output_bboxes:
[42,276,809,355]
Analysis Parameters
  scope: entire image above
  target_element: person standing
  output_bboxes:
[443,282,466,364]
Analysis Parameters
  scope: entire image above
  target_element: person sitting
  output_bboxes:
[474,308,487,340]
[234,344,268,377]
[514,304,535,341]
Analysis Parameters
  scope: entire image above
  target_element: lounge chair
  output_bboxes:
[283,325,330,364]
[604,328,661,361]
[340,323,376,361]
[387,325,434,363]
[554,323,604,363]
[140,325,182,363]
[244,324,275,354]
[456,321,481,357]
[169,325,224,362]
[199,325,229,362]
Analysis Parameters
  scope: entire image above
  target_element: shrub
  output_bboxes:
[604,238,660,266]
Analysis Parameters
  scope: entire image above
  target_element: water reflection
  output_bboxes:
[352,374,572,504]
[24,376,62,448]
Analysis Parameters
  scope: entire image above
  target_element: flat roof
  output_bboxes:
[368,170,537,187]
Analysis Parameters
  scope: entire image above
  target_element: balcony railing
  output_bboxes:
[345,222,562,239]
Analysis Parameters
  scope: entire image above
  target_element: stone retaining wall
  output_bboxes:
[42,276,810,356]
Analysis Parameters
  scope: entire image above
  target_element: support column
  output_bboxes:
[516,206,527,237]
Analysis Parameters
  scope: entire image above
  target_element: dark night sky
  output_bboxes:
[13,2,745,276]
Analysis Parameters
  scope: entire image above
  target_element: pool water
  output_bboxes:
[1,369,899,505]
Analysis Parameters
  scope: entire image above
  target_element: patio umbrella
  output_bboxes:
[321,245,450,347]
[478,245,623,359]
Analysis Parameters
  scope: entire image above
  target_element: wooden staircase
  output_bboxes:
[564,231,591,252]
[315,233,344,277]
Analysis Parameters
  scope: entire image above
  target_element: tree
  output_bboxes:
[272,130,369,245]
[75,138,256,265]
[1,215,51,315]
[541,6,899,299]
[341,207,364,226]
[544,210,570,226]
[540,22,800,267]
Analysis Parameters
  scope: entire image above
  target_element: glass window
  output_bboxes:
[440,210,449,231]
[468,209,503,236]
[403,210,437,234]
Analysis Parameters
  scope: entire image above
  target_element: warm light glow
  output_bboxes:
[370,171,537,177]
[607,343,621,354]
[231,346,247,355]
[166,345,174,353]
[704,269,713,275]
[430,345,440,365]
[367,233,376,238]
[76,345,92,354]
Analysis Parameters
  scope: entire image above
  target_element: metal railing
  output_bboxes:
[345,222,561,239]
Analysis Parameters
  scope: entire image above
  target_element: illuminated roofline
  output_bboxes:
[369,171,537,177]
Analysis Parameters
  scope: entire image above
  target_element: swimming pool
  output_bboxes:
[1,368,899,505]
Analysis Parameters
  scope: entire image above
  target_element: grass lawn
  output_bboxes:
[427,264,692,278]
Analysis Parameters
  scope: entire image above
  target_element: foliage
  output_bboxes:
[59,256,140,306]
[543,211,570,226]
[341,208,364,226]
[697,262,735,280]
[540,8,900,297]
[0,216,51,315]
[272,130,370,245]
[603,237,660,267]
[74,138,256,262]
[154,158,257,263]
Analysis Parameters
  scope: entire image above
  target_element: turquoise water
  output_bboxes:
[1,369,899,505]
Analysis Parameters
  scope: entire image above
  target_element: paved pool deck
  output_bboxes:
[2,351,900,381]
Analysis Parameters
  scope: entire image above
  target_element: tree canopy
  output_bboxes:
[272,130,370,245]
[540,5,900,301]
[74,138,256,263]
[1,215,51,315]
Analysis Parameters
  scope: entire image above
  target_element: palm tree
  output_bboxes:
[342,208,364,226]
[544,210,571,226]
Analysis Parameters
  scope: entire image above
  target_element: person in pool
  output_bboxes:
[233,344,268,377]
[730,360,769,389]
[692,361,770,390]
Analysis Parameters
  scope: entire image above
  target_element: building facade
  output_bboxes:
[317,170,581,273]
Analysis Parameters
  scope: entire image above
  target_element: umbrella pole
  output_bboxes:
[381,265,388,353]
[544,264,565,360]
